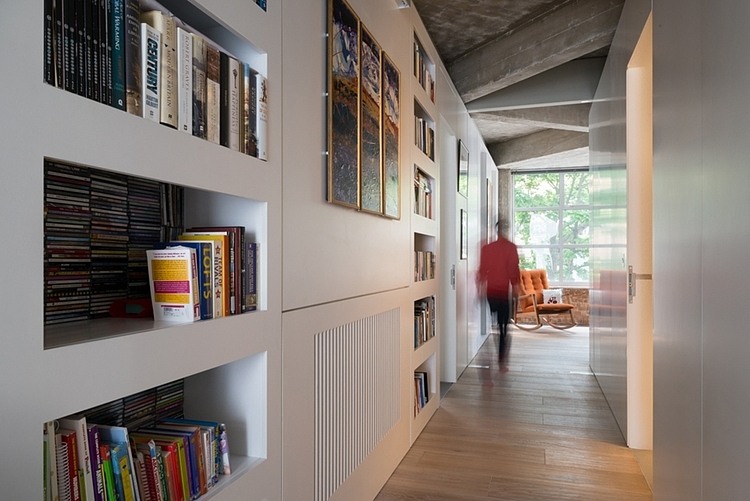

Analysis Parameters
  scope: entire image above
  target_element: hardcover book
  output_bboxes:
[59,415,95,501]
[219,52,240,151]
[255,72,268,160]
[205,44,221,144]
[141,9,178,128]
[192,33,207,139]
[176,26,193,134]
[178,232,228,316]
[124,0,141,116]
[109,0,126,110]
[140,22,160,122]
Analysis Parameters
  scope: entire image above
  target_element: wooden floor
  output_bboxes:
[375,326,653,500]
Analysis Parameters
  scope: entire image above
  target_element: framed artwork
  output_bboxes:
[382,52,401,219]
[460,209,468,260]
[327,0,360,208]
[458,139,469,198]
[359,27,382,214]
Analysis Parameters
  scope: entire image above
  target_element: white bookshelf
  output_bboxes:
[0,1,281,499]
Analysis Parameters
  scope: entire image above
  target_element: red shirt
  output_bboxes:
[478,237,520,298]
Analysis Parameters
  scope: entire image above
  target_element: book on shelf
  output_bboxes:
[256,72,269,160]
[179,230,231,316]
[58,427,82,501]
[187,226,245,315]
[86,423,106,501]
[145,246,200,322]
[124,0,141,116]
[156,240,215,320]
[55,431,72,501]
[176,26,193,134]
[98,444,117,501]
[140,7,178,128]
[244,241,258,312]
[220,51,241,151]
[98,425,141,501]
[140,21,160,122]
[43,421,60,501]
[58,415,96,501]
[110,0,126,110]
[205,44,221,144]
[241,62,258,156]
[192,33,208,139]
[131,430,190,500]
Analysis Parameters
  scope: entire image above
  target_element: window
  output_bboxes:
[512,170,591,285]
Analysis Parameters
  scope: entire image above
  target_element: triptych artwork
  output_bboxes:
[327,0,401,219]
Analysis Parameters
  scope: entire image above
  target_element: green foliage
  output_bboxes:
[513,171,592,284]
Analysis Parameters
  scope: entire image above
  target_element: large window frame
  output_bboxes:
[511,168,593,287]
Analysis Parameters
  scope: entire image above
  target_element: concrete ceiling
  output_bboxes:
[410,0,625,169]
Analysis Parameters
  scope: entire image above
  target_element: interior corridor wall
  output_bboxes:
[654,0,750,498]
[588,0,650,443]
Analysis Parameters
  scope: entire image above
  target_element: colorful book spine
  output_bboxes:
[255,72,268,160]
[192,33,207,139]
[146,246,200,322]
[141,9,178,128]
[205,44,221,144]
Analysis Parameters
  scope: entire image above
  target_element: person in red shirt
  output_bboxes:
[477,220,520,367]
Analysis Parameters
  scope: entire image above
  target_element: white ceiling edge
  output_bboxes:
[497,146,590,170]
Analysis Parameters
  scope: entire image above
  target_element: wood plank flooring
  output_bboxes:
[375,326,653,500]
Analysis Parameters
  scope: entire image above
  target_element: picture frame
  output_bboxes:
[327,0,360,209]
[382,51,401,219]
[458,139,469,198]
[359,26,383,214]
[460,209,468,260]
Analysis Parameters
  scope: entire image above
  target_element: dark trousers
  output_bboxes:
[488,294,511,360]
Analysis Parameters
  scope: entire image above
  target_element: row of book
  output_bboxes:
[43,412,230,501]
[413,41,435,103]
[414,296,436,349]
[146,228,258,323]
[414,371,430,417]
[414,115,435,160]
[44,160,183,326]
[413,168,434,219]
[43,0,268,160]
[414,250,436,282]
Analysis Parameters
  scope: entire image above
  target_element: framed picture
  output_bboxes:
[359,27,382,214]
[458,139,469,198]
[460,209,468,260]
[327,0,360,208]
[382,52,400,219]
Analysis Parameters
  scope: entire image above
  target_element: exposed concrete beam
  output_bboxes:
[472,103,591,133]
[465,58,604,112]
[449,0,624,103]
[488,129,589,166]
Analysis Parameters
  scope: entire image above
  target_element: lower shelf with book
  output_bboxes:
[411,353,438,443]
[43,351,270,501]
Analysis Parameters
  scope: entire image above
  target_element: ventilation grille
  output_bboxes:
[314,308,400,500]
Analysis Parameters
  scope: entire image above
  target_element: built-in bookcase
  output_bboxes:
[0,2,281,499]
[409,26,440,444]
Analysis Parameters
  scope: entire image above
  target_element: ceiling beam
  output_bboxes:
[488,129,589,167]
[449,0,624,103]
[471,103,591,133]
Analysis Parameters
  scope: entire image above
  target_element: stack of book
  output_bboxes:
[42,380,233,501]
[43,0,268,160]
[146,227,258,323]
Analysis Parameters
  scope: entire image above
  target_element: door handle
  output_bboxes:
[628,265,652,303]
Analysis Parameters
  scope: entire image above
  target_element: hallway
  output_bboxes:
[376,327,652,500]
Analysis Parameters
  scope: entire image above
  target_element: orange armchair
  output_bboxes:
[512,269,576,331]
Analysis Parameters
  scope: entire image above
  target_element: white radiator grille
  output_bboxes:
[314,308,400,501]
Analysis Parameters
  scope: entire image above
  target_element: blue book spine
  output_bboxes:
[109,0,126,110]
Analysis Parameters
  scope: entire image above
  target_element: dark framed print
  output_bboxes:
[458,139,469,198]
[327,0,360,208]
[359,27,382,214]
[460,209,468,260]
[382,52,400,219]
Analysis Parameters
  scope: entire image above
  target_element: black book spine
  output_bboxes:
[63,0,76,93]
[89,0,100,103]
[110,0,126,110]
[124,0,141,116]
[100,0,110,104]
[44,0,55,85]
[54,0,65,87]
[75,0,87,97]
[219,51,229,147]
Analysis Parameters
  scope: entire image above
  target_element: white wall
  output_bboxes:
[654,0,750,498]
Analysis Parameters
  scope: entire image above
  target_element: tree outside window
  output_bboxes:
[513,170,591,285]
